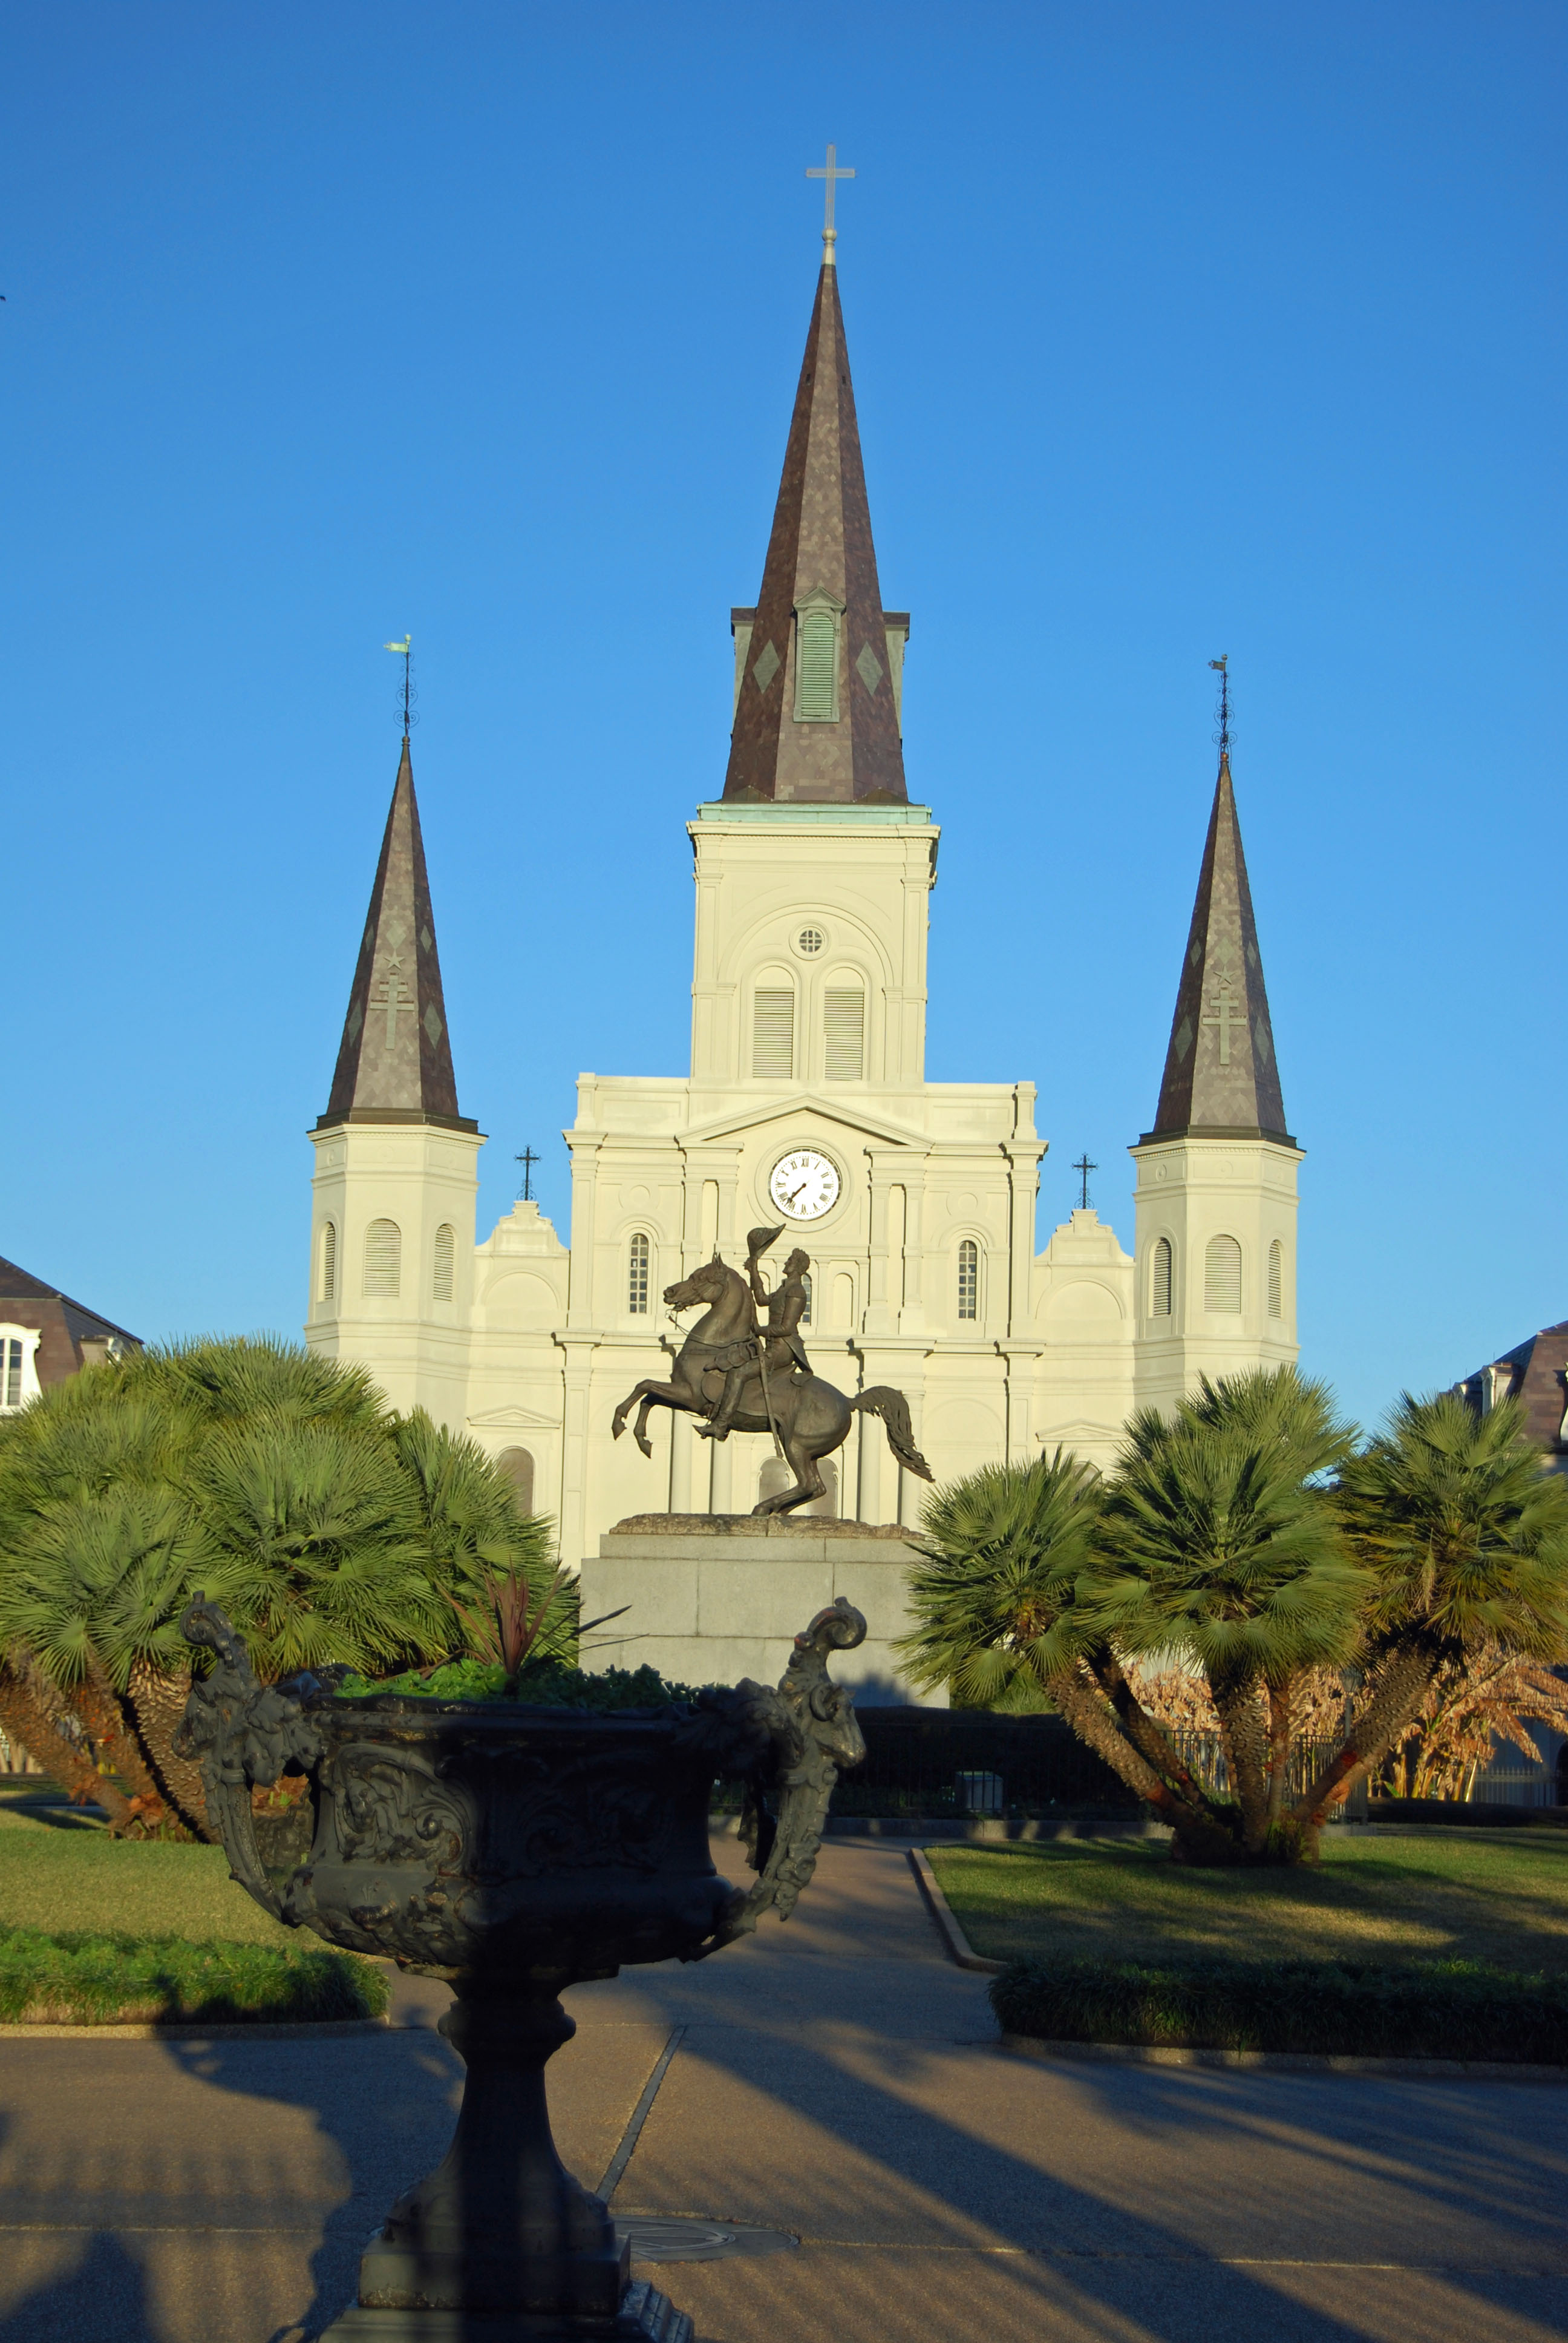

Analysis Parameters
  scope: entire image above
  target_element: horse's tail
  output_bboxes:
[851,1387,935,1483]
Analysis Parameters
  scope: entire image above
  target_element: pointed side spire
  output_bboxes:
[723,263,907,805]
[317,738,476,1132]
[1145,755,1293,1145]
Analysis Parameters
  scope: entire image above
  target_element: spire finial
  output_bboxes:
[384,635,416,738]
[1073,1154,1098,1211]
[805,142,855,263]
[1209,654,1232,761]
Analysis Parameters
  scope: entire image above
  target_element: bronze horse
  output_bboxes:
[610,1255,933,1517]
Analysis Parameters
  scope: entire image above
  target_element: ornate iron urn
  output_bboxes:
[174,1594,868,2343]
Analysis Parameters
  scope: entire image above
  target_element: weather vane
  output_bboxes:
[806,143,855,260]
[384,635,418,736]
[1209,654,1232,759]
[1073,1154,1097,1211]
[514,1147,540,1202]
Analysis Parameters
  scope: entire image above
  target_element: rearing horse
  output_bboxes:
[610,1257,933,1518]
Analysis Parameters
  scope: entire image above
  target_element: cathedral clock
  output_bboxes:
[768,1149,841,1222]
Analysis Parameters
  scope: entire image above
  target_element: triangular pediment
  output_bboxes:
[680,1090,929,1150]
[467,1404,561,1432]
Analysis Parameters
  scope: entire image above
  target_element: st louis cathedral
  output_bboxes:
[304,224,1302,1570]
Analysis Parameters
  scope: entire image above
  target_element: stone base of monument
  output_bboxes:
[321,2276,690,2339]
[580,1514,944,1706]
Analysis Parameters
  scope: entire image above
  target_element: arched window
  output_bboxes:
[319,1222,337,1303]
[364,1218,401,1298]
[497,1447,535,1516]
[628,1232,650,1314]
[957,1239,979,1322]
[823,983,865,1080]
[1204,1235,1242,1314]
[433,1223,455,1302]
[831,1270,855,1329]
[1151,1236,1172,1317]
[752,985,794,1078]
[1268,1240,1284,1320]
[800,1271,812,1326]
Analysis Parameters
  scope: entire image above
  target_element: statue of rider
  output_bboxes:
[698,1225,812,1441]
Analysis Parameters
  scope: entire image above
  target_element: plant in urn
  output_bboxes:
[174,1592,869,2342]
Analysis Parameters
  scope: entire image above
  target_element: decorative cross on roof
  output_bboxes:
[1073,1155,1097,1211]
[806,143,855,254]
[373,955,414,1052]
[514,1147,540,1202]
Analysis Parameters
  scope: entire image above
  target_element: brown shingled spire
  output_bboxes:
[723,261,908,804]
[1145,755,1293,1145]
[317,737,475,1132]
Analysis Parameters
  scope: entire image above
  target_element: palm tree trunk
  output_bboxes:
[125,1661,215,1841]
[1090,1653,1224,1820]
[1046,1666,1241,1864]
[1211,1674,1272,1852]
[1291,1639,1442,1843]
[70,1663,175,1832]
[0,1660,140,1832]
[1266,1679,1293,1828]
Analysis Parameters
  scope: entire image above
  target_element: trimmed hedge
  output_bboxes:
[0,1926,390,2027]
[337,1657,702,1711]
[989,1955,1568,2064]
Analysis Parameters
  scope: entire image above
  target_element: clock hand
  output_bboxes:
[785,1182,808,1206]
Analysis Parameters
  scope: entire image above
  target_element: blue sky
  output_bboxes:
[3,2,1562,1436]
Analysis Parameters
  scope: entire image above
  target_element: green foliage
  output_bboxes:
[896,1449,1103,1706]
[0,1923,388,2025]
[989,1951,1568,2063]
[1088,1385,1364,1686]
[337,1657,702,1712]
[1338,1392,1568,1662]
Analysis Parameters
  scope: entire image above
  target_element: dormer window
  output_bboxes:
[792,586,844,722]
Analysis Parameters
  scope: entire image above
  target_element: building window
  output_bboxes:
[319,1222,337,1302]
[1204,1235,1242,1314]
[793,606,839,721]
[1267,1240,1283,1320]
[497,1446,535,1515]
[3,1338,22,1411]
[1151,1237,1172,1317]
[433,1223,455,1302]
[752,988,794,1078]
[796,926,825,956]
[957,1239,979,1322]
[628,1232,650,1314]
[364,1218,402,1298]
[800,1271,812,1326]
[824,987,864,1081]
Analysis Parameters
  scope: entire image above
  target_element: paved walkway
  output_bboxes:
[1,1838,1566,2341]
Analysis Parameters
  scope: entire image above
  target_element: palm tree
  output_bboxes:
[1292,1392,1568,1835]
[0,1339,559,1836]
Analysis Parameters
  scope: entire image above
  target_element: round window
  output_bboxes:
[796,926,825,956]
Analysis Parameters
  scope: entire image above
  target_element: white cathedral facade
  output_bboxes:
[304,240,1302,1572]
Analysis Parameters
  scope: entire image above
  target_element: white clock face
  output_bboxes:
[769,1149,840,1222]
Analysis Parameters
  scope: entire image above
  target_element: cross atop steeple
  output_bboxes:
[805,143,855,262]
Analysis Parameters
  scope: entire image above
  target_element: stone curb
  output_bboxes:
[906,1847,1006,1974]
[998,2032,1568,2082]
[0,2016,391,2040]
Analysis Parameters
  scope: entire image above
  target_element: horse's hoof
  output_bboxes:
[635,1435,653,1459]
[611,1420,625,1441]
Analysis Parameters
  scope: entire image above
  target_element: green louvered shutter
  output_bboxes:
[795,611,837,720]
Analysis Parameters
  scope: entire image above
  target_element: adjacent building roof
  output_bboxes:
[1455,1323,1568,1456]
[722,258,908,805]
[318,736,476,1132]
[0,1253,140,1389]
[1143,753,1294,1146]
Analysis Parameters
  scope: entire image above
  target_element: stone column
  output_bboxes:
[707,1431,734,1515]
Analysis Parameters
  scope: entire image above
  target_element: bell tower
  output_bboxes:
[305,730,482,1423]
[1131,744,1302,1417]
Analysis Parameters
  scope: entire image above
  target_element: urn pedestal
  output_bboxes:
[174,1594,868,2343]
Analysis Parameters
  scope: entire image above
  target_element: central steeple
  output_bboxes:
[722,256,909,804]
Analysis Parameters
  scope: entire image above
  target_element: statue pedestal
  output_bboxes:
[580,1515,944,1707]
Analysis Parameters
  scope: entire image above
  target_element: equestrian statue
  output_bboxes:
[611,1225,933,1518]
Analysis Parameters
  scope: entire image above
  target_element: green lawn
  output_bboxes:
[927,1831,1568,1971]
[0,1785,301,1950]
